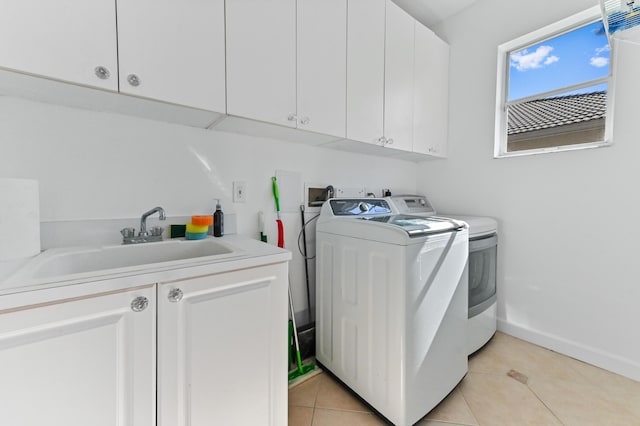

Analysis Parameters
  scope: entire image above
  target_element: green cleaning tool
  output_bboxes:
[270,176,316,381]
[271,177,284,248]
[288,286,316,381]
[259,211,267,243]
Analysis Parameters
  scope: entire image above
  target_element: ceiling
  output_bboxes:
[392,0,479,29]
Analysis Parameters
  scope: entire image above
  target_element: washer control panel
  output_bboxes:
[329,199,392,216]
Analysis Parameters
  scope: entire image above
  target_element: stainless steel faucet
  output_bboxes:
[121,206,167,244]
[139,206,166,237]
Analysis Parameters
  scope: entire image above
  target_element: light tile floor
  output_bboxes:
[288,332,640,425]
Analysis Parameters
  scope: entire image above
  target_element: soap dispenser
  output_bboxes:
[213,199,224,237]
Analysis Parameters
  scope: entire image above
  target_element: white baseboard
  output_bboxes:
[497,318,640,382]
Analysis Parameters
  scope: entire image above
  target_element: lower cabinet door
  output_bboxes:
[0,286,156,426]
[157,264,288,426]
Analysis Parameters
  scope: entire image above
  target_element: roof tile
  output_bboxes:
[508,91,606,135]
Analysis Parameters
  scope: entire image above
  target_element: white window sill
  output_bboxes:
[494,140,612,159]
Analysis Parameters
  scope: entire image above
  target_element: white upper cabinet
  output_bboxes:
[413,23,450,157]
[384,1,415,152]
[226,0,297,128]
[0,0,118,91]
[297,0,347,137]
[346,0,385,145]
[226,0,347,138]
[117,0,226,112]
[348,0,448,156]
[0,0,449,159]
[0,0,225,113]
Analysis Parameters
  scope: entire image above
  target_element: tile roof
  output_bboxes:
[508,91,606,135]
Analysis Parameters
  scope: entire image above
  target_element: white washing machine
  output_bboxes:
[315,198,469,426]
[386,195,498,355]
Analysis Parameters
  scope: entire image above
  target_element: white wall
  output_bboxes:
[0,97,418,322]
[420,0,640,380]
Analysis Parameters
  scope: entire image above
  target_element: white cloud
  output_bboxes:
[590,56,609,67]
[511,45,559,71]
[590,44,610,68]
[544,55,559,65]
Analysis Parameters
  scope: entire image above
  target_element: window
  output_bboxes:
[494,6,613,157]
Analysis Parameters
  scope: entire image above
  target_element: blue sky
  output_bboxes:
[508,21,610,101]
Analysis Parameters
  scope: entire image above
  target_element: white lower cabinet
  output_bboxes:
[157,263,288,426]
[0,263,288,426]
[0,286,157,426]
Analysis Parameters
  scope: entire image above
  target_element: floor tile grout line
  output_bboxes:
[312,406,376,415]
[429,421,479,426]
[525,382,566,426]
[310,374,322,425]
[456,383,482,426]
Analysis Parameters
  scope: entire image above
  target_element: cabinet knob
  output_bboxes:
[131,296,149,312]
[386,138,394,145]
[167,288,184,303]
[127,74,141,87]
[94,66,111,80]
[299,116,310,125]
[287,114,298,122]
[377,136,386,146]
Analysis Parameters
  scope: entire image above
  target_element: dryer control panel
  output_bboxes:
[386,195,436,215]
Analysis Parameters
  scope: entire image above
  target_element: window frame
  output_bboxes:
[494,6,615,158]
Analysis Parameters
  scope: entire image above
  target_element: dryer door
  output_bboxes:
[468,233,497,317]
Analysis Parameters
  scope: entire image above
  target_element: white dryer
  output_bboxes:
[316,198,469,426]
[386,195,498,355]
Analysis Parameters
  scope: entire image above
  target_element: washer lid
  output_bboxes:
[317,212,467,244]
[360,214,463,238]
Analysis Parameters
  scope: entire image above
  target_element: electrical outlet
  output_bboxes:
[233,181,246,203]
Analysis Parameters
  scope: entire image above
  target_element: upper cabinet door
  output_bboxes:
[346,0,385,145]
[384,1,415,152]
[117,0,226,112]
[0,0,118,91]
[226,0,297,127]
[413,23,449,157]
[297,0,347,138]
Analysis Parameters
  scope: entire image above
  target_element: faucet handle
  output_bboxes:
[149,226,164,237]
[121,227,136,238]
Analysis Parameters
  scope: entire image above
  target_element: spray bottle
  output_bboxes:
[213,199,224,237]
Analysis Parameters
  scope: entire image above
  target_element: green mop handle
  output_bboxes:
[271,177,281,214]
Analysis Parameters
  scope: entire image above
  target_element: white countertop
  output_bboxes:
[0,235,291,312]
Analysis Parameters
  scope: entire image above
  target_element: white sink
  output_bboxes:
[5,238,238,283]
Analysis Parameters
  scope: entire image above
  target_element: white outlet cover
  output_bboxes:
[233,181,246,203]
